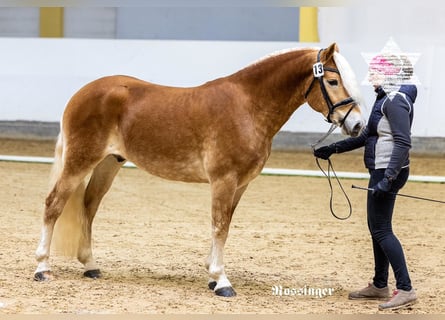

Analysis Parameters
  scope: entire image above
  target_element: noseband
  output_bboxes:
[304,49,355,125]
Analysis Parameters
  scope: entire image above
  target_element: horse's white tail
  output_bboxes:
[50,132,88,257]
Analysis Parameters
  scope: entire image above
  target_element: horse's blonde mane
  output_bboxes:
[333,52,367,109]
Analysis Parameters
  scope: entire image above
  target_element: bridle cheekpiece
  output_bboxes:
[304,49,355,125]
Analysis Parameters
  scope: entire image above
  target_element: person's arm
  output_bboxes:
[313,126,368,159]
[334,126,369,153]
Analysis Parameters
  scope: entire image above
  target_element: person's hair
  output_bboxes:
[370,53,413,82]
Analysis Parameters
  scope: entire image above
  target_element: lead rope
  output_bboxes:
[311,124,353,220]
[314,157,352,220]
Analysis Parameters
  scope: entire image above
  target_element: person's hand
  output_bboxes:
[372,177,392,199]
[313,144,336,160]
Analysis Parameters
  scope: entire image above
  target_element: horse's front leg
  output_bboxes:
[206,182,248,297]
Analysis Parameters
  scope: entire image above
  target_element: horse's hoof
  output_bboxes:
[83,269,102,279]
[215,286,237,297]
[34,271,53,281]
[208,281,217,290]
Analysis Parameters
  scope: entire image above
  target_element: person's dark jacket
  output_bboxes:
[334,84,417,180]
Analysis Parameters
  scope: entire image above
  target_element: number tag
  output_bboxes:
[313,62,324,77]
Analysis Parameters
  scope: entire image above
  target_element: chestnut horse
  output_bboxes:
[34,43,365,297]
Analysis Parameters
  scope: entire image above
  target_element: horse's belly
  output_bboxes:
[129,156,209,183]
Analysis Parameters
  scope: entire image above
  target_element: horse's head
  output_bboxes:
[304,43,365,137]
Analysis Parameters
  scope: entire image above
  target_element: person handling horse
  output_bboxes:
[313,53,417,311]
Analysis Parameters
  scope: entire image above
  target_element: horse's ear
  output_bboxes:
[321,43,339,62]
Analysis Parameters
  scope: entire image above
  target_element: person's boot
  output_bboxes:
[348,283,390,300]
[378,288,417,311]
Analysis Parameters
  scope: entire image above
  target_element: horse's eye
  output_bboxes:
[327,79,338,86]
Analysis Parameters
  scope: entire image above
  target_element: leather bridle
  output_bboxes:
[304,48,356,126]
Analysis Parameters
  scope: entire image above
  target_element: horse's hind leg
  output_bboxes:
[35,170,91,281]
[206,182,248,297]
[35,135,117,281]
[79,154,125,279]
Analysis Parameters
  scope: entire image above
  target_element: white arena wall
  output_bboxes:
[0,37,444,154]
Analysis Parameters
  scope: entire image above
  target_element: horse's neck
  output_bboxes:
[231,50,313,138]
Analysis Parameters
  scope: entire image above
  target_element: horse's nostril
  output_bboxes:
[352,122,363,137]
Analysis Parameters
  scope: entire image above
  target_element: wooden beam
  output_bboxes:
[40,7,64,38]
[299,7,319,42]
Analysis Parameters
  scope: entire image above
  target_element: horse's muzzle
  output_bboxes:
[341,115,365,137]
[350,121,364,137]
